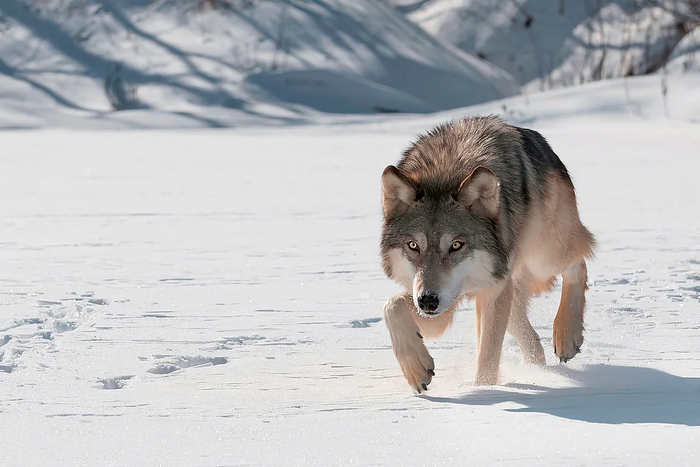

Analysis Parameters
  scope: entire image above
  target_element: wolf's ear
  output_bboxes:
[382,166,417,218]
[455,167,500,220]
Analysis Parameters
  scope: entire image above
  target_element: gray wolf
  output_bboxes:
[380,116,595,392]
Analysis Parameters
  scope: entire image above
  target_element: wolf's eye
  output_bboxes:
[407,241,419,251]
[450,241,464,252]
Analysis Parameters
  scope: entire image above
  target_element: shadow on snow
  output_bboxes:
[422,364,700,426]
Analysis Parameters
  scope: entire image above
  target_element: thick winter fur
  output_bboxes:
[381,116,595,392]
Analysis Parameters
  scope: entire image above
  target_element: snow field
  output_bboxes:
[1,78,700,465]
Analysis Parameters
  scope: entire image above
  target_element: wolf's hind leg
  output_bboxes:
[553,259,588,362]
[507,280,545,366]
[384,292,452,393]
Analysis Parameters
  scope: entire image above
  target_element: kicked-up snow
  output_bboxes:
[1,79,699,465]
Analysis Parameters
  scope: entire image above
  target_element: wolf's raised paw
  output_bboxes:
[553,318,583,363]
[393,335,434,394]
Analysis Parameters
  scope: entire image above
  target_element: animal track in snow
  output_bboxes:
[218,335,266,347]
[336,317,382,328]
[98,375,134,390]
[43,303,96,334]
[0,292,110,374]
[0,318,43,333]
[0,340,25,373]
[214,335,313,350]
[147,356,228,375]
[86,298,109,306]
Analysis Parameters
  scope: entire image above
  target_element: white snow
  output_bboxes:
[243,69,435,114]
[1,76,700,465]
[0,0,517,126]
[399,0,700,91]
[667,27,700,74]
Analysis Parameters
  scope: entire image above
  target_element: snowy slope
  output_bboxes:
[397,0,700,91]
[667,27,700,73]
[1,78,699,465]
[0,0,517,126]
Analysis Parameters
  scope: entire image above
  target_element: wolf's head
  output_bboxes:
[380,165,507,317]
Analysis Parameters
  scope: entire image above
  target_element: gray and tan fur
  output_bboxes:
[380,116,594,392]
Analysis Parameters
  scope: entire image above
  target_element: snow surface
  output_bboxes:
[1,78,700,465]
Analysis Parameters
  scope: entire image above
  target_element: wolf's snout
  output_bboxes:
[417,292,440,313]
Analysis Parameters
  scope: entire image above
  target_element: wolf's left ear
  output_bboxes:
[455,167,500,220]
[382,165,417,218]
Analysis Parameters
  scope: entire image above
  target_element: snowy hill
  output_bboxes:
[667,26,700,73]
[0,0,518,127]
[1,73,699,466]
[394,0,700,91]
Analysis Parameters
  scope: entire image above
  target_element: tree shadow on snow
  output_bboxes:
[422,364,700,426]
[0,0,309,127]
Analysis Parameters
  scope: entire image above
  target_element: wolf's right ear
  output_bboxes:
[381,166,417,218]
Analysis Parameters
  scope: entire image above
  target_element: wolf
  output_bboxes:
[380,116,595,392]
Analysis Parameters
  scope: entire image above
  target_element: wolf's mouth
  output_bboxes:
[416,308,443,318]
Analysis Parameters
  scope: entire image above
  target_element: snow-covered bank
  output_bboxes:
[397,0,700,91]
[0,0,517,127]
[1,72,698,129]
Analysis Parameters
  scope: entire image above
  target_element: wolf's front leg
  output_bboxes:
[474,279,513,385]
[553,259,588,362]
[384,292,453,393]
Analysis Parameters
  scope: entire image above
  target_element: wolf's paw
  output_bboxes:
[394,331,435,394]
[553,317,583,363]
[523,343,547,367]
[473,372,498,386]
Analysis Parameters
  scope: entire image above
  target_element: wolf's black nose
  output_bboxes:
[417,292,439,312]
